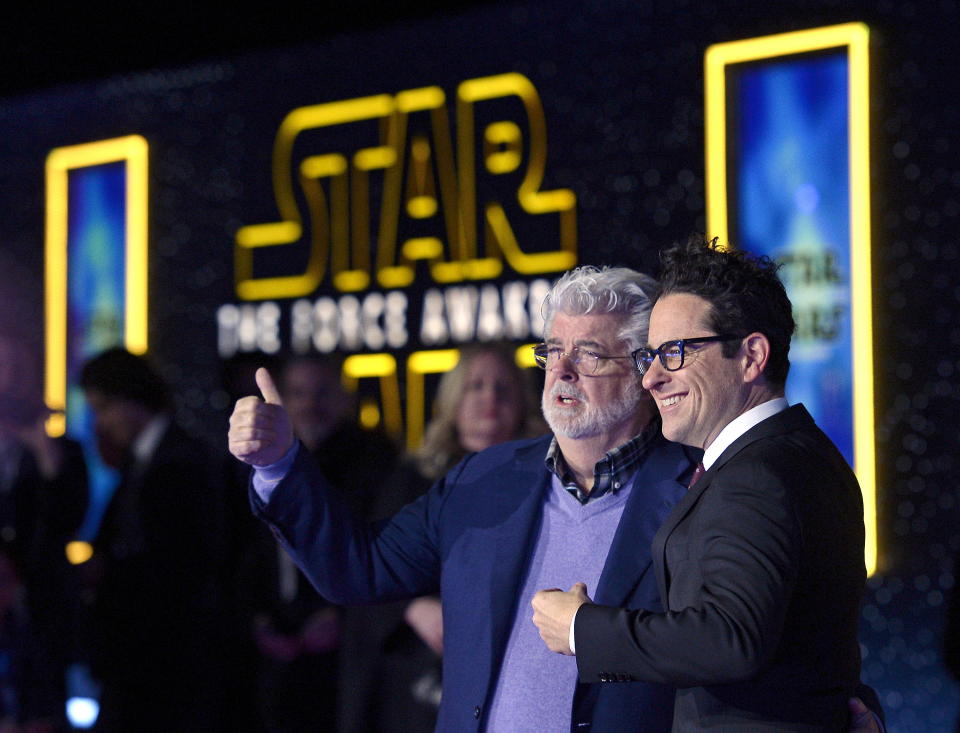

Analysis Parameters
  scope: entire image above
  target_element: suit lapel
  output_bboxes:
[710,404,812,473]
[651,405,813,603]
[487,439,553,658]
[650,466,714,604]
[595,437,694,607]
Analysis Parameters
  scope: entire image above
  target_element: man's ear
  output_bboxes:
[741,332,771,384]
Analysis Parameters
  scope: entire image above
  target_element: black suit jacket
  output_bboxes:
[576,405,866,732]
[1,438,86,615]
[93,422,227,731]
[0,438,86,722]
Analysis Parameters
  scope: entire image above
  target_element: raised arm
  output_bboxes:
[228,367,443,607]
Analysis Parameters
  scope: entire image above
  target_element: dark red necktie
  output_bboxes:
[688,462,706,489]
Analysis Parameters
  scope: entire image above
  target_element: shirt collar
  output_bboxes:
[702,397,788,470]
[132,414,170,465]
[545,417,661,504]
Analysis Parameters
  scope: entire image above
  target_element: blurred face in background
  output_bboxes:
[456,352,524,452]
[83,389,154,468]
[281,360,352,451]
[0,336,44,433]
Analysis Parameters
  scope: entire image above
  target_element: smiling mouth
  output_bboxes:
[660,395,685,407]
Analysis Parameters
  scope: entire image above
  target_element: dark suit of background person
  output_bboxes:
[576,405,864,731]
[81,349,228,733]
[218,351,283,733]
[0,436,87,725]
[0,333,87,727]
[335,461,434,733]
[238,360,404,732]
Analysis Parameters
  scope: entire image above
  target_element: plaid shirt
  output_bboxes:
[544,418,661,504]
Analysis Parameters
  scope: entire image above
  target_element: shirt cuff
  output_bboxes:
[251,442,299,503]
[569,605,579,655]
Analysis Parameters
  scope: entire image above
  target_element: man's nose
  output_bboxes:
[641,357,667,391]
[549,352,578,380]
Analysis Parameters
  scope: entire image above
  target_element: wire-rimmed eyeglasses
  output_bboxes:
[531,344,634,375]
[631,335,744,375]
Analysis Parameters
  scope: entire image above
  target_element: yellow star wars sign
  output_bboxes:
[234,72,577,300]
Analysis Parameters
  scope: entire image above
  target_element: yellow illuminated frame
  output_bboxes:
[342,353,402,437]
[44,135,149,437]
[705,23,876,574]
[457,73,577,278]
[236,73,578,301]
[406,349,461,451]
[235,95,395,299]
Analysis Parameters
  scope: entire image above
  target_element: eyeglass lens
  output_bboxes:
[533,346,599,374]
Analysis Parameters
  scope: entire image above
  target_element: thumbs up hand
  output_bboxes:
[228,368,295,467]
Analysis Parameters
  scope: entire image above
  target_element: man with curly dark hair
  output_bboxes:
[81,348,227,732]
[534,237,870,731]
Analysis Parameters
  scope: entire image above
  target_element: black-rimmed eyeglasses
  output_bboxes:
[531,344,634,375]
[630,335,744,375]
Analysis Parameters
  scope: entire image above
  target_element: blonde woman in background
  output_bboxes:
[416,342,547,480]
[338,342,546,733]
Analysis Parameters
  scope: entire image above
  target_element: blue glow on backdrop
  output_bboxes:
[66,163,125,539]
[735,52,853,466]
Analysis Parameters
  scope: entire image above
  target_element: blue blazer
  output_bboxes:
[251,432,696,732]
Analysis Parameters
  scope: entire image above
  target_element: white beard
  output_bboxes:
[541,380,643,439]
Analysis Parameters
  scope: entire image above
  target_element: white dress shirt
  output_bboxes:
[701,397,788,470]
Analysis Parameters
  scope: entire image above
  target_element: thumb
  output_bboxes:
[847,697,870,723]
[255,367,283,405]
[847,698,867,715]
[569,582,588,595]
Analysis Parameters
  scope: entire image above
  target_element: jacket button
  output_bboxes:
[473,706,481,719]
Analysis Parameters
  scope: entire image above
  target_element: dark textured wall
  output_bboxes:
[1,2,958,729]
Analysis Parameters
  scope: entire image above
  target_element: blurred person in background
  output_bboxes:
[414,342,546,481]
[80,348,227,732]
[0,333,86,731]
[216,352,281,733]
[237,354,401,732]
[0,546,61,733]
[338,343,546,733]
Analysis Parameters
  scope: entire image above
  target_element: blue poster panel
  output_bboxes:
[705,24,875,573]
[65,163,126,538]
[732,52,854,464]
